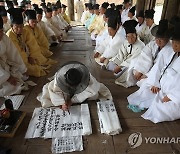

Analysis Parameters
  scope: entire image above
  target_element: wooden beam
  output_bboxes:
[161,0,180,20]
[136,0,145,17]
[67,0,74,21]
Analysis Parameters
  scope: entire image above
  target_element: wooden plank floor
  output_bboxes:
[0,27,180,154]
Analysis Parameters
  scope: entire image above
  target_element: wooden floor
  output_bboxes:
[0,27,180,154]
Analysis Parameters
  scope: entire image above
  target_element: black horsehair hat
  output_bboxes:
[0,6,7,16]
[129,6,136,15]
[24,9,36,20]
[145,9,155,19]
[7,8,24,24]
[123,20,138,34]
[151,19,170,38]
[56,61,90,96]
[171,22,180,40]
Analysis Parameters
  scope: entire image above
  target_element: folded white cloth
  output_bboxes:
[51,136,83,154]
[97,100,122,135]
[25,104,92,138]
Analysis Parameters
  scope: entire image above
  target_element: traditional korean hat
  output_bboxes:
[85,3,89,8]
[101,2,109,9]
[0,6,7,16]
[52,5,57,11]
[129,6,136,16]
[7,8,24,24]
[123,20,138,34]
[93,4,100,10]
[62,4,67,8]
[145,9,155,19]
[24,9,36,20]
[35,8,43,15]
[0,15,3,29]
[151,19,170,38]
[104,8,114,18]
[137,10,144,18]
[110,3,115,9]
[116,4,123,11]
[123,0,130,4]
[171,22,180,40]
[108,15,119,29]
[55,61,90,96]
[6,0,14,9]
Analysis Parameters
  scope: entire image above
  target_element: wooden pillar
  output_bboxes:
[67,0,74,21]
[161,0,180,20]
[144,0,156,10]
[136,0,145,16]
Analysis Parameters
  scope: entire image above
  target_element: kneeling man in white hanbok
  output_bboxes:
[127,22,180,123]
[0,16,27,97]
[37,61,112,111]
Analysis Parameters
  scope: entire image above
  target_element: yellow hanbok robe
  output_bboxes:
[6,28,48,77]
[24,25,53,58]
[7,28,55,69]
[62,12,71,24]
[88,14,105,34]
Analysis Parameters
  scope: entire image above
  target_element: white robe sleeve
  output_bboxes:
[134,41,156,74]
[101,35,123,59]
[0,65,10,85]
[4,34,27,74]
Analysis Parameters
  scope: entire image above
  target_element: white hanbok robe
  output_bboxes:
[37,20,58,45]
[0,34,27,96]
[121,8,130,24]
[143,23,156,44]
[81,10,91,25]
[95,31,124,65]
[111,39,145,87]
[134,41,171,86]
[42,16,62,37]
[135,21,148,43]
[95,25,108,50]
[37,74,113,108]
[128,47,180,123]
[58,13,69,27]
[75,0,84,22]
[3,22,11,33]
[51,15,67,38]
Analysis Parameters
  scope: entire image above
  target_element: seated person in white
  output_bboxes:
[94,15,124,66]
[134,19,172,87]
[0,16,27,97]
[35,7,59,47]
[143,9,156,45]
[127,6,137,21]
[127,22,180,123]
[135,10,148,43]
[37,61,112,110]
[105,20,145,88]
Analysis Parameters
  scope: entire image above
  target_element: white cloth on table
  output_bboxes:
[97,100,122,135]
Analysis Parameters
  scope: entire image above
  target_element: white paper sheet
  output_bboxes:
[25,104,92,139]
[0,95,25,110]
[97,100,122,135]
[51,136,83,153]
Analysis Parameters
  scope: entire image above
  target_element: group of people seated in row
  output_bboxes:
[82,0,180,123]
[0,0,72,97]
